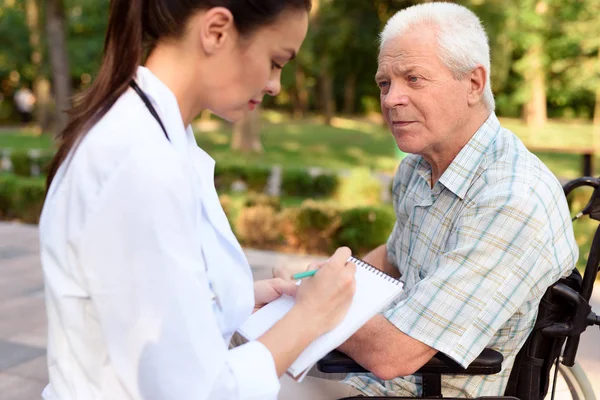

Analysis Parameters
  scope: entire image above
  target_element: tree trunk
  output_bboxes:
[343,73,357,115]
[319,55,335,125]
[46,0,72,134]
[522,41,547,130]
[25,0,51,131]
[593,51,600,154]
[231,106,263,153]
[292,66,309,119]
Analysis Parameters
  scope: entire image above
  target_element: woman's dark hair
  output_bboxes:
[47,0,311,189]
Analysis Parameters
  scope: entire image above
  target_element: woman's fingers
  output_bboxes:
[270,278,299,297]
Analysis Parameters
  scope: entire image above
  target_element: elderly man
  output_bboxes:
[333,2,578,398]
[276,2,577,399]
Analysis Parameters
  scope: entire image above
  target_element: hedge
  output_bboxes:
[214,164,272,192]
[8,150,55,177]
[4,153,344,199]
[0,174,46,224]
[280,169,339,198]
[1,174,395,253]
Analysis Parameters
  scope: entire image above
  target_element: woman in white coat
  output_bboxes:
[40,1,358,399]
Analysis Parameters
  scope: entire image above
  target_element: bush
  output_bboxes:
[281,169,314,196]
[312,173,339,197]
[244,193,281,211]
[281,200,341,253]
[281,169,339,198]
[10,150,31,177]
[0,174,46,223]
[334,206,395,256]
[244,165,271,192]
[335,168,382,207]
[0,174,18,218]
[236,205,280,247]
[214,164,271,192]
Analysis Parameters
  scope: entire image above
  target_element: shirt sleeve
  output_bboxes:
[383,188,571,367]
[77,147,280,400]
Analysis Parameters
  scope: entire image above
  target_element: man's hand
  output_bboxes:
[363,244,400,279]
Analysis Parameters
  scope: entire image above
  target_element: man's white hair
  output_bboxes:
[380,2,495,111]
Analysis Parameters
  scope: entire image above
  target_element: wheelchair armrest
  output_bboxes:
[317,348,503,375]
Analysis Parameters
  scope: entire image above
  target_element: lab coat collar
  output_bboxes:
[133,66,189,157]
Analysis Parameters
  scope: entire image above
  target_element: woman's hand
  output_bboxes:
[272,260,326,282]
[253,278,298,313]
[256,247,356,377]
[294,247,356,336]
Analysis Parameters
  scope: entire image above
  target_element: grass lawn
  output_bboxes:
[0,114,597,178]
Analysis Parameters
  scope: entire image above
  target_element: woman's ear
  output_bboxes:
[196,7,236,55]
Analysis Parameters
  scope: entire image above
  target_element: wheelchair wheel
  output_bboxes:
[544,363,596,400]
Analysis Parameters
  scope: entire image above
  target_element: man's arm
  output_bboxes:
[338,315,437,380]
[362,244,400,279]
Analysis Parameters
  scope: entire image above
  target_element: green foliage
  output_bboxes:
[10,150,31,177]
[335,168,382,207]
[281,169,339,198]
[0,174,18,218]
[334,206,395,256]
[2,0,600,123]
[0,1,32,79]
[281,169,315,197]
[0,174,45,224]
[214,164,271,192]
[286,200,341,253]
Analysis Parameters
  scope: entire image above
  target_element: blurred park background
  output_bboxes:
[0,0,600,270]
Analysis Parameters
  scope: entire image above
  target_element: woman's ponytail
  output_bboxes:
[46,0,144,189]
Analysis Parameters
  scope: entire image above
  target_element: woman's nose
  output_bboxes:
[265,77,281,97]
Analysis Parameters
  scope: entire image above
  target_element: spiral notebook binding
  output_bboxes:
[349,256,402,286]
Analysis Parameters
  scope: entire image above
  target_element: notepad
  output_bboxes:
[237,256,404,381]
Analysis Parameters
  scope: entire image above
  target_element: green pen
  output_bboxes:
[292,269,317,280]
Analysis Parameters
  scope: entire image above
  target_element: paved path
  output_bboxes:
[1,222,598,399]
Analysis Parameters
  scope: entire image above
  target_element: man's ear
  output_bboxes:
[467,65,486,107]
[196,7,235,55]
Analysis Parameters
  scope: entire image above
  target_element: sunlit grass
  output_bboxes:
[0,116,597,178]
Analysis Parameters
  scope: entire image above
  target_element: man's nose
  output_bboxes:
[383,84,410,109]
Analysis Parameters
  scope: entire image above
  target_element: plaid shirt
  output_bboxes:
[344,113,578,397]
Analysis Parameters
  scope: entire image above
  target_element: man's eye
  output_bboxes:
[378,81,389,89]
[408,76,419,83]
[272,61,283,70]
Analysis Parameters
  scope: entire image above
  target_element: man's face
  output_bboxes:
[376,27,472,158]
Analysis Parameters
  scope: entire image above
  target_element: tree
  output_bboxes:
[231,106,263,153]
[512,0,551,129]
[46,0,72,133]
[25,0,52,130]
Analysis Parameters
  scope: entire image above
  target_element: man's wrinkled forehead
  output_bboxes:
[377,29,439,71]
[378,23,439,60]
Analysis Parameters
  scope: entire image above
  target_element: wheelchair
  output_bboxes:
[317,176,600,400]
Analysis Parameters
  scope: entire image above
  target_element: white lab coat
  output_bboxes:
[39,67,280,400]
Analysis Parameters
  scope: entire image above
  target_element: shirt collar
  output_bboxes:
[417,112,501,199]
